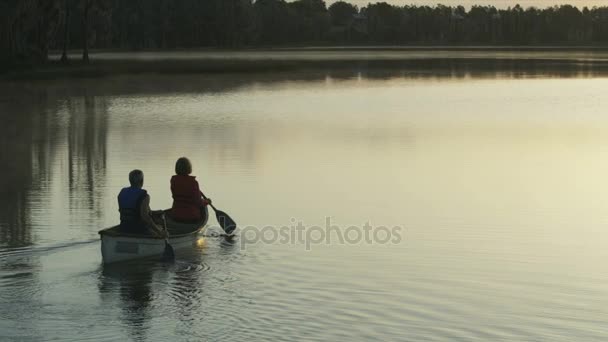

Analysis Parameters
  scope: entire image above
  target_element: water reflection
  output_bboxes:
[0,89,60,248]
[99,262,156,342]
[0,85,110,248]
[2,61,608,341]
[169,245,207,324]
[0,62,606,249]
[0,88,51,330]
[97,243,213,341]
[65,94,108,218]
[0,256,41,340]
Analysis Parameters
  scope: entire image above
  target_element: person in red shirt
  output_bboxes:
[170,157,212,222]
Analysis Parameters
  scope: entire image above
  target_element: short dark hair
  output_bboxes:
[129,169,144,187]
[175,157,192,175]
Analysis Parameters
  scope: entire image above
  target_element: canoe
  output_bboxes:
[98,207,209,264]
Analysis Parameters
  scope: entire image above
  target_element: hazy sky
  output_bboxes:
[328,0,608,9]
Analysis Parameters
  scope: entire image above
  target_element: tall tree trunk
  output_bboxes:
[82,0,90,63]
[61,0,70,63]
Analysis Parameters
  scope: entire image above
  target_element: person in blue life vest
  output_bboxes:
[117,169,166,237]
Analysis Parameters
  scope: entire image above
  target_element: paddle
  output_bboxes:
[161,214,175,261]
[201,192,237,235]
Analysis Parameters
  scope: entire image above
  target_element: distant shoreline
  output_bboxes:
[48,45,608,55]
[6,46,608,81]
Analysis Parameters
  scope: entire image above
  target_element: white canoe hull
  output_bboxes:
[100,233,199,264]
[99,208,209,264]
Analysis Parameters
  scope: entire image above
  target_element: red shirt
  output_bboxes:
[170,175,207,221]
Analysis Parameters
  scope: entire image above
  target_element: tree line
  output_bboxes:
[3,0,608,65]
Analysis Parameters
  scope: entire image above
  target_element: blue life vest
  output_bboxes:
[118,187,148,233]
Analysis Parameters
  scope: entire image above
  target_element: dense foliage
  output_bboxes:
[3,0,608,64]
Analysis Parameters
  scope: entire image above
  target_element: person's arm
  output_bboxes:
[194,180,211,206]
[170,177,175,199]
[140,195,166,238]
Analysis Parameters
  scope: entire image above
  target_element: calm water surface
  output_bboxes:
[1,66,608,341]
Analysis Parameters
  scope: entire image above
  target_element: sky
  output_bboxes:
[327,0,608,9]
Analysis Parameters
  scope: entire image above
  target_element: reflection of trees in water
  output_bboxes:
[0,84,109,248]
[66,93,109,219]
[0,63,601,248]
[0,88,59,339]
[337,59,607,80]
[32,60,608,99]
[0,88,61,248]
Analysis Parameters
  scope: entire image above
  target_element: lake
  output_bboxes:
[1,57,608,341]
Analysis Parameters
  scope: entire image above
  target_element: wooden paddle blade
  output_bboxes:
[215,209,237,235]
[161,240,175,261]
